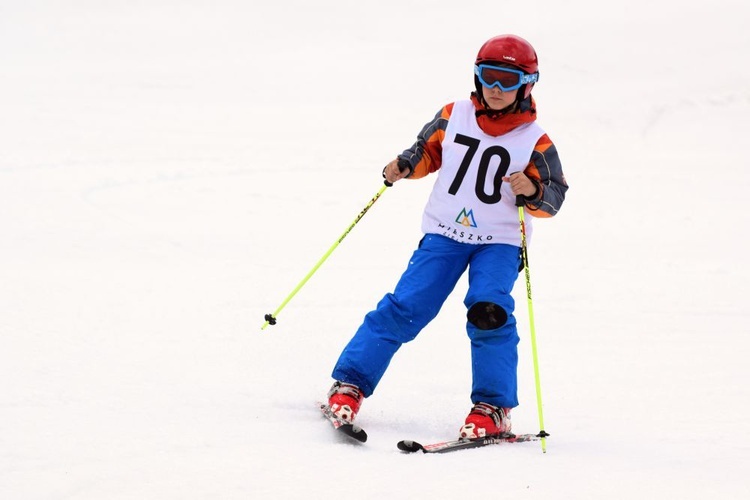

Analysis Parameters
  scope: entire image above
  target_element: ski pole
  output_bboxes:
[516,195,550,453]
[261,177,395,330]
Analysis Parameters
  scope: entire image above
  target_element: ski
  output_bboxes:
[318,402,368,443]
[397,433,542,454]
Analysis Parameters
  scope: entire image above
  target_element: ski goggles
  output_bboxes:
[474,64,539,92]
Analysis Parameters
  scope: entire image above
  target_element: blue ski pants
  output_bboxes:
[331,234,522,408]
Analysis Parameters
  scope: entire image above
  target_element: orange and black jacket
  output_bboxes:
[398,93,568,218]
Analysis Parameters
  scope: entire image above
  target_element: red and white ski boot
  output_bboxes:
[326,381,364,423]
[459,402,512,439]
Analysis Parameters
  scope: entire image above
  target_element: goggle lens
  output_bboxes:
[475,64,538,92]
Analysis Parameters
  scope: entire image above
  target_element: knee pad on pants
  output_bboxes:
[467,302,508,330]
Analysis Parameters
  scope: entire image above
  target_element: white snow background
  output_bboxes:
[2,1,749,498]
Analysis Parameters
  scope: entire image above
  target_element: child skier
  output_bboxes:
[326,34,568,439]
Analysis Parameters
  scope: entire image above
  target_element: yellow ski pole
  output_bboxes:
[261,180,391,330]
[516,195,550,452]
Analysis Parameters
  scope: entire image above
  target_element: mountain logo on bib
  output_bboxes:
[455,208,478,228]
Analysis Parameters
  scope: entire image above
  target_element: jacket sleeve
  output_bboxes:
[397,104,454,179]
[521,134,568,218]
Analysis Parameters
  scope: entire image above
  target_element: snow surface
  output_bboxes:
[2,1,749,498]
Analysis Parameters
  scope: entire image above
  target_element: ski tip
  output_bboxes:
[341,425,368,443]
[397,440,425,453]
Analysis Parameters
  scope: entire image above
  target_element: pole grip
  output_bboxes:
[515,194,525,207]
[384,159,411,187]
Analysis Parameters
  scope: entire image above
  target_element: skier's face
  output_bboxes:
[481,85,518,111]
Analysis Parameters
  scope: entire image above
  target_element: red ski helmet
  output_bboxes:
[475,34,539,99]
